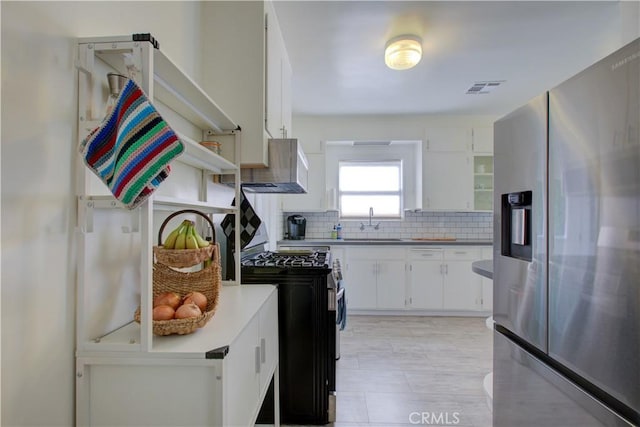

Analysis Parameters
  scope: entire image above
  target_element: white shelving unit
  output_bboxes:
[76,34,243,354]
[74,35,279,426]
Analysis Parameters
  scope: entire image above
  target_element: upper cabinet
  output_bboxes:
[471,127,494,153]
[265,3,293,140]
[203,1,292,167]
[422,126,493,211]
[423,151,472,211]
[424,127,471,152]
[422,127,472,210]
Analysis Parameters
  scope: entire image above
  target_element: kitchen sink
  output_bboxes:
[343,238,403,241]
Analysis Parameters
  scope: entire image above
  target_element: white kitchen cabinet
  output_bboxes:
[423,151,473,210]
[202,0,292,166]
[344,247,406,310]
[480,246,493,311]
[471,127,494,153]
[425,127,471,152]
[281,153,325,211]
[266,1,292,139]
[407,246,489,313]
[408,249,445,309]
[345,258,378,309]
[76,286,280,427]
[442,248,482,311]
[473,155,494,211]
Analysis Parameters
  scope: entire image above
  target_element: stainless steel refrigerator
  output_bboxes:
[493,38,639,426]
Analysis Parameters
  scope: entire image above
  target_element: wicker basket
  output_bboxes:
[153,209,216,268]
[135,242,222,336]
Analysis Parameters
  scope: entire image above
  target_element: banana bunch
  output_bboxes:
[163,220,211,250]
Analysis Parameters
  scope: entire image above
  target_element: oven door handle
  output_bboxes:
[328,287,345,311]
[328,288,337,311]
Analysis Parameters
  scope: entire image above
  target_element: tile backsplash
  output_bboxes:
[282,211,493,240]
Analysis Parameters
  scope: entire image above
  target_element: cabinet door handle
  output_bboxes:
[255,346,261,374]
[261,338,266,364]
[445,264,449,274]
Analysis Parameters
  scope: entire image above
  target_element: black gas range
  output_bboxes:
[241,248,337,425]
[241,249,330,269]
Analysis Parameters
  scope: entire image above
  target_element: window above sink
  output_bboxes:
[325,140,422,218]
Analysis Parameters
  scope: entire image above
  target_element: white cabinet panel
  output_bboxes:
[345,247,406,310]
[472,127,494,153]
[259,290,279,392]
[444,260,482,311]
[346,259,378,309]
[443,248,482,311]
[226,315,261,427]
[423,151,472,210]
[409,260,444,309]
[265,0,292,139]
[425,127,470,152]
[376,260,407,309]
[203,0,291,166]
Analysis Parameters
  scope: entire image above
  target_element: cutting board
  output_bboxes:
[410,237,457,241]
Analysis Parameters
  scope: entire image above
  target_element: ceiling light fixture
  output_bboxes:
[385,35,422,70]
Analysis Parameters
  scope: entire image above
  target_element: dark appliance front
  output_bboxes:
[241,251,336,425]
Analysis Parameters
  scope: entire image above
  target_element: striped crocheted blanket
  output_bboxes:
[80,77,184,209]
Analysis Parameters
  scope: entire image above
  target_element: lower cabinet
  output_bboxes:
[408,249,445,309]
[442,248,483,311]
[343,245,492,314]
[344,247,406,310]
[76,285,279,427]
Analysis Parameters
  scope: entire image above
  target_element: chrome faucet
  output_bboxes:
[360,207,380,231]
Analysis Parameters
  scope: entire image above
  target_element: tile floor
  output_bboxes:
[331,315,493,427]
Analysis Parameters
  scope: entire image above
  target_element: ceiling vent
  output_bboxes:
[466,81,504,95]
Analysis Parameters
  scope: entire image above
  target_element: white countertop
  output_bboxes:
[94,284,277,359]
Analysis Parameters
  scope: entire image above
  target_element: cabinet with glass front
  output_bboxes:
[473,155,493,211]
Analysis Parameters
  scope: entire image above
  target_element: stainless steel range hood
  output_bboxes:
[223,139,309,193]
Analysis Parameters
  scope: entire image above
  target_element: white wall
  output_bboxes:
[0,2,211,426]
[291,114,499,153]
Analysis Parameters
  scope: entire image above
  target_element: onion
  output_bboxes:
[175,302,202,319]
[183,291,208,312]
[153,291,181,310]
[153,305,175,321]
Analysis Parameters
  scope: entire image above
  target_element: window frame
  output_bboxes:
[338,159,404,219]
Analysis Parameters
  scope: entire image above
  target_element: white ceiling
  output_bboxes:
[273,1,637,117]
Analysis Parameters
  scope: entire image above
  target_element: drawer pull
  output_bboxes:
[255,346,261,374]
[260,338,266,363]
